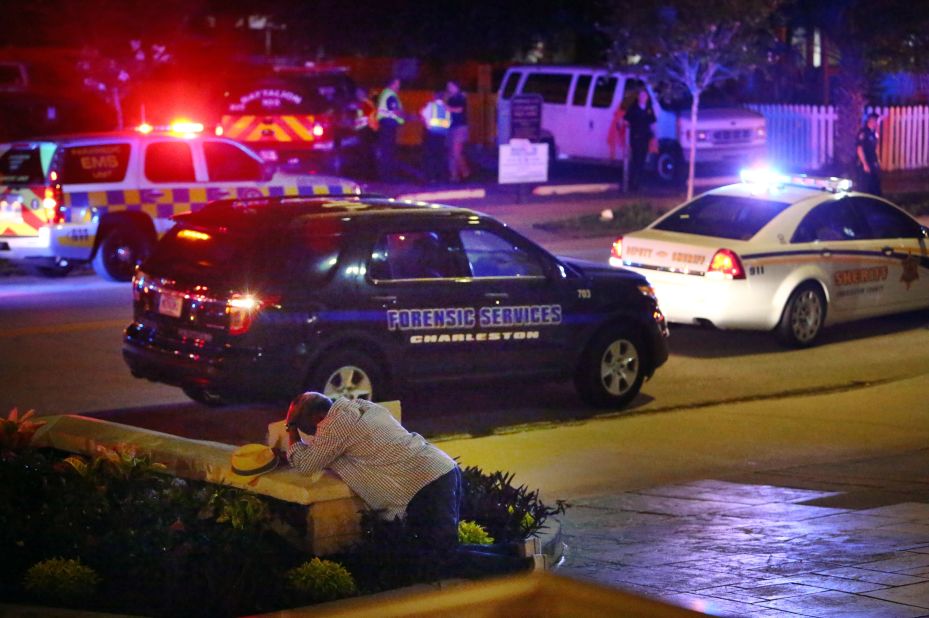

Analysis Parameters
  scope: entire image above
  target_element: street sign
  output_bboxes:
[498,139,549,184]
[509,94,543,141]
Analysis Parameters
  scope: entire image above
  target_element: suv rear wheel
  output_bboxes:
[93,225,152,282]
[310,351,386,401]
[574,327,645,408]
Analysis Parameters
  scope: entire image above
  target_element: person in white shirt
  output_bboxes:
[285,393,539,573]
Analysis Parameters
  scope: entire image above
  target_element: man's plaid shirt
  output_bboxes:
[287,398,457,519]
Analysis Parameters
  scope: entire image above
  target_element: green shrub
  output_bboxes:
[23,558,100,605]
[285,558,357,604]
[458,520,494,545]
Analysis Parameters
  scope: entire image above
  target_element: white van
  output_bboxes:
[497,65,766,182]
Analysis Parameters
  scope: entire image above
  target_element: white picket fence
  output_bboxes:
[748,104,929,172]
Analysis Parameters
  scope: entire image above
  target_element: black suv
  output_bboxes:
[123,196,669,408]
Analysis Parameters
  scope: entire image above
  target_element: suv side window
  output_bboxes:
[369,231,466,280]
[145,142,196,183]
[792,199,869,243]
[522,73,571,104]
[60,144,131,184]
[460,229,546,278]
[592,76,618,109]
[203,141,263,182]
[850,197,922,239]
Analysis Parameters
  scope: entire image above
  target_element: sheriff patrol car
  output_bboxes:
[612,170,929,346]
[0,124,359,281]
[123,196,669,408]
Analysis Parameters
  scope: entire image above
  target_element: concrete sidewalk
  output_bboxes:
[436,370,929,617]
[560,451,929,617]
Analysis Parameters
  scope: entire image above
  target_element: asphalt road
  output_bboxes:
[2,259,927,448]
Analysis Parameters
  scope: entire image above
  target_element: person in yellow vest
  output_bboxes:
[376,77,405,181]
[419,90,451,182]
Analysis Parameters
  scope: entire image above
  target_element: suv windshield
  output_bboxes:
[226,73,354,115]
[0,147,45,184]
[654,194,790,240]
[145,225,342,287]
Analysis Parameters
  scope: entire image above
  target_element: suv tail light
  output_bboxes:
[609,237,623,268]
[226,294,281,335]
[707,249,745,279]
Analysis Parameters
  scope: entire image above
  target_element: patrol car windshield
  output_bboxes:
[654,195,791,240]
[0,147,44,185]
[145,225,342,287]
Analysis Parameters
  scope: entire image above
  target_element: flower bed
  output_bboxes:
[1,409,564,616]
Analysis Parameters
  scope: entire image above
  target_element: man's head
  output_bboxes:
[446,80,460,95]
[286,392,333,435]
[866,112,879,130]
[388,77,401,91]
[637,89,650,106]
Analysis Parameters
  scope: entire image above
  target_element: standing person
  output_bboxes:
[855,113,882,196]
[623,89,657,192]
[351,87,378,179]
[284,393,538,574]
[445,80,471,182]
[376,77,405,181]
[419,90,451,182]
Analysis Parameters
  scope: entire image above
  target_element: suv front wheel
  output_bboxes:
[574,327,645,408]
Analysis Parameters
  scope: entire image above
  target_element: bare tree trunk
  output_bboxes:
[832,47,867,176]
[687,94,700,200]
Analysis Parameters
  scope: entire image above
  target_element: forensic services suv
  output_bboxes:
[612,170,929,347]
[123,196,669,408]
[0,124,360,281]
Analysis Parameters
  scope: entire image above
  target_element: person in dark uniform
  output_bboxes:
[624,89,657,192]
[855,113,881,196]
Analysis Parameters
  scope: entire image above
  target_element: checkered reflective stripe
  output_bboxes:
[61,183,356,223]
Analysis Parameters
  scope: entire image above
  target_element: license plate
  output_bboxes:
[158,291,184,318]
[259,149,279,162]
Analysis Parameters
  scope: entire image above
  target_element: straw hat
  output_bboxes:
[229,443,278,479]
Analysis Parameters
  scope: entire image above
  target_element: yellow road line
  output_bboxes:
[0,319,128,339]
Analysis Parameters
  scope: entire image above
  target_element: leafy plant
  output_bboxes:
[460,465,566,543]
[285,558,357,604]
[0,408,46,455]
[458,520,494,545]
[23,558,100,605]
[207,488,271,531]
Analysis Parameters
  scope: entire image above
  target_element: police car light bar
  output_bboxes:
[740,168,853,193]
[135,120,205,136]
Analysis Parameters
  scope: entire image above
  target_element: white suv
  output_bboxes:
[0,126,359,280]
[497,65,766,183]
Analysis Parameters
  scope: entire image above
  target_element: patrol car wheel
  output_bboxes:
[92,226,152,282]
[777,283,826,348]
[310,351,384,401]
[575,328,645,408]
[182,387,227,407]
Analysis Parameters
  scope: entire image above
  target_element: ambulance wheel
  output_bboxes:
[776,283,826,348]
[310,351,385,402]
[183,387,227,407]
[93,225,152,282]
[574,327,645,409]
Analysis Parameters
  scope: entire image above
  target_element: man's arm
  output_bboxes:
[286,405,353,475]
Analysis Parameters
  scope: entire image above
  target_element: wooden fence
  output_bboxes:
[749,104,929,172]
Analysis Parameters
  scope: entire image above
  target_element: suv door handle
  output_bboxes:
[484,292,509,299]
[373,295,397,303]
[881,246,894,256]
